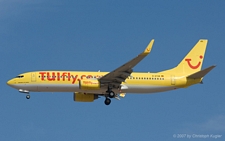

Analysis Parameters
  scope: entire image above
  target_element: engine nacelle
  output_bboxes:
[73,92,98,102]
[79,79,100,90]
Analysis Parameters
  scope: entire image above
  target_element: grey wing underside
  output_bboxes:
[99,39,154,89]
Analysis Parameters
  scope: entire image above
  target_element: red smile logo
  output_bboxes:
[185,55,203,69]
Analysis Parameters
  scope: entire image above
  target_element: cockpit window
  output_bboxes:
[15,75,24,78]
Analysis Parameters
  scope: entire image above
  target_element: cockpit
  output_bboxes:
[15,75,24,78]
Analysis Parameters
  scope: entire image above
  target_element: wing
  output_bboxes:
[99,39,154,88]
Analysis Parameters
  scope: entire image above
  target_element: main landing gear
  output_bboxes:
[104,86,115,105]
[104,98,111,105]
[108,91,115,98]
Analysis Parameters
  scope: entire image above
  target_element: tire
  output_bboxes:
[26,95,30,99]
[108,91,115,98]
[104,98,111,105]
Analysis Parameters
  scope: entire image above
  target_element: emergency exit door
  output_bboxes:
[171,75,175,85]
[31,72,36,82]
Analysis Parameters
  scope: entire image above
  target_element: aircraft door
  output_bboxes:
[171,75,175,85]
[31,72,36,82]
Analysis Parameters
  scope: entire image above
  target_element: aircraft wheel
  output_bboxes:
[26,95,30,99]
[108,91,115,98]
[104,98,111,105]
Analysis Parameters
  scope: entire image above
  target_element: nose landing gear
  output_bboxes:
[26,95,30,99]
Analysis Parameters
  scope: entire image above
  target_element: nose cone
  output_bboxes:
[7,79,14,86]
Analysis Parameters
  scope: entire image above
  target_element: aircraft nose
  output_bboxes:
[7,79,14,86]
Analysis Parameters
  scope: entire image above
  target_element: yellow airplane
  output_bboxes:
[7,39,215,105]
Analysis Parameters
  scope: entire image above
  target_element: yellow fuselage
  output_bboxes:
[6,39,213,105]
[7,71,201,94]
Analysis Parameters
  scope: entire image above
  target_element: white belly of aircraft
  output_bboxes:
[11,84,176,94]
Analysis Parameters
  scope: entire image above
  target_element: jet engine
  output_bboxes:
[73,92,98,102]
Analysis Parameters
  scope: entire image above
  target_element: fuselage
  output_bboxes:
[7,71,199,95]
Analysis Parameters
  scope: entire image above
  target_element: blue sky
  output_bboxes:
[1,0,225,140]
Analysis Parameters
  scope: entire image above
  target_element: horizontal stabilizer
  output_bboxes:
[187,65,216,79]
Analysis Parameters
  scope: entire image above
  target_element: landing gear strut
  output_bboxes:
[104,86,116,105]
[108,91,115,98]
[26,95,30,99]
[107,86,115,98]
[104,98,111,105]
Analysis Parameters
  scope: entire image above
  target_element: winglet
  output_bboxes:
[142,39,154,55]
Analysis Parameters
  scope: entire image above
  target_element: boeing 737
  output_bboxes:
[7,39,215,105]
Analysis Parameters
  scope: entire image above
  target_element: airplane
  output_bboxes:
[7,39,215,105]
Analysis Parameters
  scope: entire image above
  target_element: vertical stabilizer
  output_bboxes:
[160,39,208,75]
